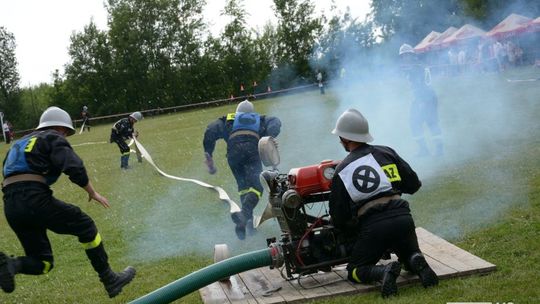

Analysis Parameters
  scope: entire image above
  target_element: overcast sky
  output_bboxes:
[1,0,370,87]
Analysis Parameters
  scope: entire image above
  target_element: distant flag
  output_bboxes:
[267,86,272,92]
[230,94,234,100]
[253,81,258,87]
[240,84,245,92]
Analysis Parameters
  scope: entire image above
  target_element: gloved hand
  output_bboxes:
[204,152,217,174]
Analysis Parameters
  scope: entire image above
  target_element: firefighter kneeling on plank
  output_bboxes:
[0,106,135,298]
[203,99,281,240]
[328,108,438,297]
[110,111,143,169]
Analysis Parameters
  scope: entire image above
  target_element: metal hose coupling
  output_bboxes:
[269,243,284,269]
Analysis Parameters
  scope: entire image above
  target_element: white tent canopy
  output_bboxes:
[414,31,441,53]
[486,13,532,39]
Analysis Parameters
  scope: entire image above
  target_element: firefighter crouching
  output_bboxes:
[110,111,143,169]
[0,106,135,298]
[203,99,281,240]
[328,108,438,297]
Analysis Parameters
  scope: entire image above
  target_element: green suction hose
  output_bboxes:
[129,245,283,304]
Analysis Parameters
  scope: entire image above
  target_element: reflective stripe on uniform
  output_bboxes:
[81,233,102,250]
[351,268,361,283]
[239,187,262,199]
[226,113,236,121]
[42,261,52,274]
[122,151,131,156]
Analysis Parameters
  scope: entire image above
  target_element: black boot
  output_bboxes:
[408,253,438,288]
[0,252,16,293]
[370,262,401,298]
[99,266,136,298]
[231,212,246,240]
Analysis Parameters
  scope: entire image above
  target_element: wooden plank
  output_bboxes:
[288,273,333,302]
[219,274,256,304]
[416,228,496,275]
[237,268,285,304]
[260,267,305,303]
[416,228,496,273]
[309,270,357,295]
[200,228,497,304]
[199,281,230,304]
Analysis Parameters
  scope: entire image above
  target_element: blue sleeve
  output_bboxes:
[203,118,226,157]
[262,116,281,138]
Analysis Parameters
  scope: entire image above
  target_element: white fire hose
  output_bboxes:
[128,138,241,214]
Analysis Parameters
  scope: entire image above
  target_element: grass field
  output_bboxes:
[1,66,539,303]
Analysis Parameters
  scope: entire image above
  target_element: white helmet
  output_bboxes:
[236,100,254,113]
[331,109,373,143]
[37,106,76,136]
[399,43,415,55]
[129,111,143,121]
[82,105,88,111]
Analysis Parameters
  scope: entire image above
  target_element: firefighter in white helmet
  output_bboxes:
[110,111,143,169]
[399,43,443,157]
[329,108,438,297]
[203,98,281,240]
[0,106,136,298]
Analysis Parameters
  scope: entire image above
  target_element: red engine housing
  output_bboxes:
[288,160,340,197]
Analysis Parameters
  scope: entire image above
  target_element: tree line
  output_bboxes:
[1,0,538,130]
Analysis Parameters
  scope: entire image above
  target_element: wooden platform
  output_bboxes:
[199,227,496,304]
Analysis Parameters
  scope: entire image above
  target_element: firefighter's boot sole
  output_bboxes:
[409,253,438,288]
[381,262,401,298]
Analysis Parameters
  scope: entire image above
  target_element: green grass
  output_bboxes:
[1,66,539,303]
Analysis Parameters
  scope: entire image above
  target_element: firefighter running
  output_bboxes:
[110,111,143,169]
[329,108,438,297]
[203,99,281,240]
[0,106,136,298]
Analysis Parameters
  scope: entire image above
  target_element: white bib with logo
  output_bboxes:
[338,153,392,202]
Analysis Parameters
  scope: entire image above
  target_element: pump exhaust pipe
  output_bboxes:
[129,244,284,304]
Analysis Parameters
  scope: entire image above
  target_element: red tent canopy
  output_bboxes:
[441,24,486,47]
[414,31,441,53]
[486,13,532,39]
[527,16,540,33]
[428,27,458,51]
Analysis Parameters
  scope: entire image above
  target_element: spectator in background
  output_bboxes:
[81,105,91,132]
[3,121,13,144]
[316,70,325,95]
[457,48,466,73]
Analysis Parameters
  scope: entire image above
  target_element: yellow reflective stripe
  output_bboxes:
[226,113,236,121]
[24,137,38,152]
[82,233,102,250]
[239,187,262,199]
[351,268,361,283]
[122,151,131,156]
[42,261,52,274]
[382,164,401,182]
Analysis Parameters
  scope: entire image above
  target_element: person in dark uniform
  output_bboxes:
[110,111,143,169]
[81,105,91,132]
[203,99,281,240]
[0,106,135,298]
[329,108,438,297]
[399,44,443,157]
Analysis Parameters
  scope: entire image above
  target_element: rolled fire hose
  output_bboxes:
[129,138,241,213]
[128,245,284,304]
